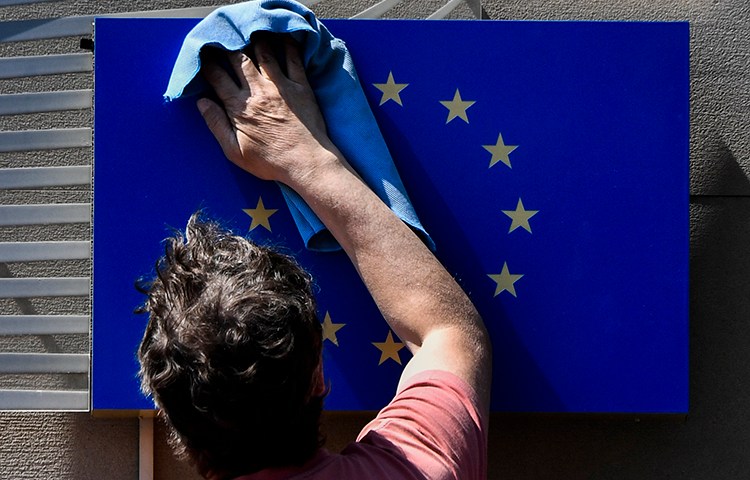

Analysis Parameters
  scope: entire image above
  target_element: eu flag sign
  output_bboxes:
[93,18,688,413]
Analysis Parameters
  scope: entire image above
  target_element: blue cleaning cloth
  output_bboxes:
[164,0,434,252]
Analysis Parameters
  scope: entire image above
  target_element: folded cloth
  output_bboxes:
[164,0,434,252]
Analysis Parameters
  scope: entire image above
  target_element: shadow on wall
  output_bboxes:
[691,132,750,196]
[68,413,138,480]
[485,141,750,479]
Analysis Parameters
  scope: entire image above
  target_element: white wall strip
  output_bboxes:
[0,277,90,298]
[0,315,88,335]
[0,128,92,152]
[0,241,91,262]
[427,0,464,19]
[0,204,90,226]
[0,90,92,115]
[0,389,88,411]
[350,0,404,19]
[139,416,154,480]
[0,166,91,189]
[0,353,89,374]
[0,54,93,79]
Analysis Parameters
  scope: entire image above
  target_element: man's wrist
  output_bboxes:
[282,146,351,194]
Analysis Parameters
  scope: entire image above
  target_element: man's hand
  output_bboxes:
[198,35,342,186]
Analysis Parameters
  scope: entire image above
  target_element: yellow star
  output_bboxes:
[242,197,277,232]
[440,89,475,124]
[373,71,408,106]
[488,262,524,298]
[372,331,405,365]
[321,311,345,346]
[483,133,519,168]
[502,198,539,234]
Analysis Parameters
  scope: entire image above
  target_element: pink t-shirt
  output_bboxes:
[235,370,488,480]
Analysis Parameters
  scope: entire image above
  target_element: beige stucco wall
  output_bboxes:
[1,0,748,478]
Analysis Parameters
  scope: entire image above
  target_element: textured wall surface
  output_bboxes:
[0,0,748,479]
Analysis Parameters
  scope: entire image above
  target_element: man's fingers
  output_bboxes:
[202,61,240,104]
[283,36,308,85]
[253,37,285,83]
[197,98,241,164]
[227,51,251,90]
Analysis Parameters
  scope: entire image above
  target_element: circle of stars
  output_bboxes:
[371,70,540,301]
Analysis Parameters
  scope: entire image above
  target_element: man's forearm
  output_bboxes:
[287,155,486,354]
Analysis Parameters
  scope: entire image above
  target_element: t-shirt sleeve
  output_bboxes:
[354,370,488,480]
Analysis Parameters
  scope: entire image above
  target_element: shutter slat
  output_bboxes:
[0,353,89,374]
[0,204,90,226]
[0,54,92,79]
[0,166,91,189]
[0,277,90,298]
[0,16,93,42]
[0,315,88,335]
[0,6,222,43]
[0,241,90,262]
[0,128,92,152]
[0,3,323,44]
[0,0,60,6]
[0,90,92,115]
[0,389,88,411]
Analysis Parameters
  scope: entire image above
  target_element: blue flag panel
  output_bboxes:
[92,18,689,413]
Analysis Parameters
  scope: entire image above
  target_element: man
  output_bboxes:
[138,35,492,479]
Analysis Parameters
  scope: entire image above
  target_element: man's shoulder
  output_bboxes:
[351,369,488,480]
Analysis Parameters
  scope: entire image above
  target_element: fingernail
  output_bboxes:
[196,98,209,114]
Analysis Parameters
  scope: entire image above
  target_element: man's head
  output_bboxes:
[137,213,325,479]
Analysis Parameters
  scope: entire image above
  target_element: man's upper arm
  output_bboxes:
[398,325,492,418]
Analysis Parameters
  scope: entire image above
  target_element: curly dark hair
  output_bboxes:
[137,213,325,479]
